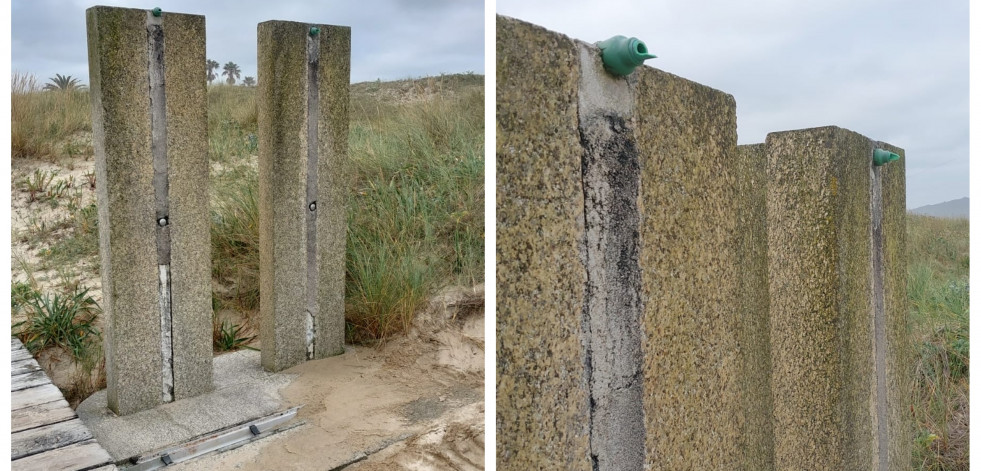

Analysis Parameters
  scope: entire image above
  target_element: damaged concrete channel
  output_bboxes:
[305,27,321,361]
[577,43,645,471]
[147,9,175,405]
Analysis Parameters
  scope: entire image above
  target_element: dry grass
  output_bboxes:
[11,73,92,160]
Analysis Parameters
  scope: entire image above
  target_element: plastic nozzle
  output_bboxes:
[309,27,320,36]
[151,7,162,17]
[873,148,900,166]
[597,35,657,76]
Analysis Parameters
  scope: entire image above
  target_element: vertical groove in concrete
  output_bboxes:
[147,11,174,404]
[576,43,644,471]
[870,159,888,471]
[305,30,321,361]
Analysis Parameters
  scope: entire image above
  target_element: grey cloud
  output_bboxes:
[12,0,483,86]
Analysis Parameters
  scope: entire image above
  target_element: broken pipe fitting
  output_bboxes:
[597,35,657,76]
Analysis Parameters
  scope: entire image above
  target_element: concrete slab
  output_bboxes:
[77,350,296,461]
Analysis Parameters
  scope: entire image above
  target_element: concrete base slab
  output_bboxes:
[77,350,299,461]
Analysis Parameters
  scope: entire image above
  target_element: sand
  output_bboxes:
[172,286,485,470]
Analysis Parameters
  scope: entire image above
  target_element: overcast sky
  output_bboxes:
[11,0,484,85]
[498,0,968,209]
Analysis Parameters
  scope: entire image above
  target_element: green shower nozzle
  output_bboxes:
[151,7,162,17]
[309,27,320,36]
[597,35,657,76]
[873,148,900,166]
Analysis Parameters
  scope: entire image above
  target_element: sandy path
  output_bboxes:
[175,287,485,471]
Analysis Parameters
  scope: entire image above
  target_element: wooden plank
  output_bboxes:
[12,398,76,433]
[12,348,35,362]
[11,418,93,459]
[12,384,64,411]
[11,439,113,471]
[12,358,42,377]
[13,336,23,349]
[88,466,119,471]
[12,370,51,392]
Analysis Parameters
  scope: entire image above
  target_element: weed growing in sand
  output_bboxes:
[22,168,57,203]
[40,203,100,271]
[213,314,258,352]
[11,281,38,315]
[13,287,101,362]
[908,215,969,470]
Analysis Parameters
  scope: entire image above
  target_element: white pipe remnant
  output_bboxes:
[159,265,174,402]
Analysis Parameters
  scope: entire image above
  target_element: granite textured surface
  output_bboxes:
[496,15,591,470]
[87,6,162,416]
[497,15,755,470]
[258,20,350,371]
[765,126,903,470]
[632,63,743,470]
[258,20,312,372]
[87,6,213,414]
[314,24,351,359]
[736,143,775,470]
[161,10,213,402]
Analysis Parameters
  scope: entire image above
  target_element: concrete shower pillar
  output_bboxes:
[763,126,910,470]
[257,20,351,372]
[87,6,213,416]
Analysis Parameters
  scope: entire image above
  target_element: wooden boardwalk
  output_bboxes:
[11,337,116,471]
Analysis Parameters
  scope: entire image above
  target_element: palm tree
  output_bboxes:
[206,59,220,84]
[43,74,85,91]
[222,62,241,85]
[242,76,256,87]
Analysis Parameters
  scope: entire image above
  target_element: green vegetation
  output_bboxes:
[11,73,91,160]
[43,73,86,92]
[213,314,258,352]
[908,215,969,470]
[13,286,101,363]
[344,87,484,342]
[222,61,242,85]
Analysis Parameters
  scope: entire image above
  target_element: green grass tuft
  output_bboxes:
[13,287,101,363]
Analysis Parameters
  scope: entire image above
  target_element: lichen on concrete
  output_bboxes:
[314,23,351,359]
[258,20,350,371]
[764,126,907,470]
[632,62,743,470]
[87,5,163,416]
[87,6,213,414]
[160,10,213,402]
[258,20,317,372]
[496,15,591,470]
